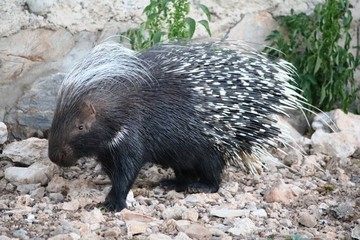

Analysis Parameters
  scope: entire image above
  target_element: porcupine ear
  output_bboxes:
[79,101,97,128]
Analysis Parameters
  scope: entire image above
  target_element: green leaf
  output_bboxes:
[198,20,212,37]
[314,55,322,74]
[319,85,326,104]
[185,17,196,38]
[198,4,211,21]
[153,31,164,44]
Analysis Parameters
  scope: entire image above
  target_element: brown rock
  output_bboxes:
[264,181,298,204]
[177,223,211,240]
[298,211,317,228]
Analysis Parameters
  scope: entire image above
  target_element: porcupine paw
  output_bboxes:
[100,194,127,212]
[186,182,219,193]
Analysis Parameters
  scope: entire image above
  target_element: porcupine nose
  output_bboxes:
[48,144,75,167]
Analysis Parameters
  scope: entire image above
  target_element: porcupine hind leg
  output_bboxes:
[159,169,197,192]
[186,153,224,193]
[160,150,224,193]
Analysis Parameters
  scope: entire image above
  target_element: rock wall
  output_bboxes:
[0,0,359,139]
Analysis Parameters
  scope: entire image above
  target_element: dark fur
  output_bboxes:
[48,47,225,211]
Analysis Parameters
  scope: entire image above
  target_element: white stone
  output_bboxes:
[2,137,48,166]
[148,233,172,240]
[210,209,250,218]
[351,224,360,240]
[62,200,80,211]
[4,165,50,185]
[162,204,187,220]
[298,211,317,228]
[311,130,358,158]
[228,217,257,236]
[311,109,360,158]
[0,122,7,144]
[80,208,105,224]
[251,209,268,217]
[177,223,211,239]
[26,0,57,15]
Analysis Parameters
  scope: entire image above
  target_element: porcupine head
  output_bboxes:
[48,42,154,210]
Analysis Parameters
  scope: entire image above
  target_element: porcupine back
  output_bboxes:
[140,42,305,173]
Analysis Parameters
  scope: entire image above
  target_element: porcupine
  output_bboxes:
[48,41,306,211]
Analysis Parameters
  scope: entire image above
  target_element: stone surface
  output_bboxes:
[210,209,250,218]
[352,224,360,240]
[311,109,360,158]
[4,163,52,185]
[331,203,354,219]
[227,11,278,50]
[263,181,302,204]
[251,208,268,218]
[177,223,211,239]
[4,74,64,139]
[0,122,8,144]
[298,211,317,228]
[162,204,187,220]
[228,217,257,236]
[121,209,157,237]
[62,200,80,211]
[2,137,48,166]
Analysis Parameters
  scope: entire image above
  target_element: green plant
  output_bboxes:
[264,0,360,112]
[120,0,211,51]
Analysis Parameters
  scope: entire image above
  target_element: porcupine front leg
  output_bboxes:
[99,152,142,211]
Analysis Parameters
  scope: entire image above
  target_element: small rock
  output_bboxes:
[103,227,122,238]
[210,209,250,218]
[311,109,360,158]
[126,190,136,206]
[47,175,67,193]
[351,224,360,240]
[318,202,329,214]
[0,122,8,144]
[228,217,257,236]
[222,182,239,193]
[298,211,317,228]
[26,213,36,223]
[49,193,65,203]
[62,200,80,211]
[120,209,156,238]
[13,229,28,238]
[26,0,57,15]
[251,209,268,218]
[174,232,192,240]
[125,220,148,237]
[4,165,50,185]
[264,181,300,204]
[162,204,187,220]
[0,236,11,240]
[16,183,41,194]
[182,208,198,222]
[80,208,105,224]
[48,233,81,240]
[148,233,172,240]
[2,137,48,166]
[279,219,292,227]
[326,231,337,239]
[30,187,45,199]
[177,223,211,239]
[331,203,354,219]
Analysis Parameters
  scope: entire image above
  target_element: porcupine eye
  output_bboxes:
[78,124,84,130]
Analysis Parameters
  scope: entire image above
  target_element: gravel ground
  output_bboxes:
[0,144,359,240]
